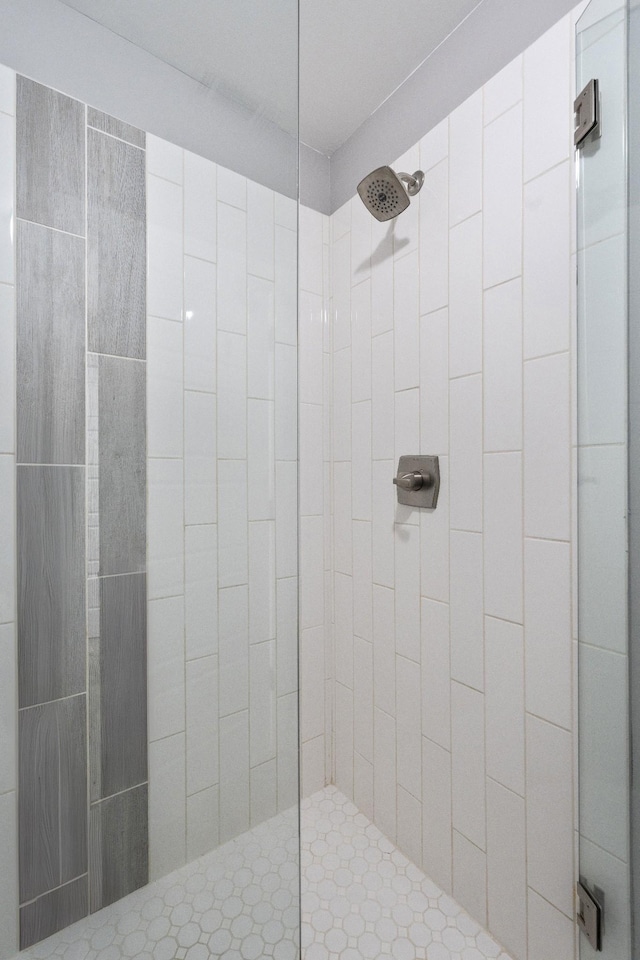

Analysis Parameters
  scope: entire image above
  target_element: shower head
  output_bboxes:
[357,165,425,221]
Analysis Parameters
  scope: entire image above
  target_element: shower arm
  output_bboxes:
[397,170,425,196]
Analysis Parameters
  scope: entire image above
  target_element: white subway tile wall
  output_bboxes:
[299,203,333,799]
[322,15,578,960]
[147,137,314,874]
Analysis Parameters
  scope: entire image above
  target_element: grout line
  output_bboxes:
[83,95,92,915]
[446,110,455,896]
[449,207,482,231]
[91,571,146,581]
[90,781,148,806]
[449,369,483,382]
[485,771,526,802]
[147,169,182,188]
[525,708,572,735]
[183,250,217,267]
[186,781,219,801]
[181,145,189,861]
[523,154,571,188]
[520,53,531,948]
[18,690,85,713]
[523,347,571,365]
[479,81,490,928]
[149,729,186,746]
[527,883,575,924]
[16,216,85,241]
[483,96,524,130]
[19,874,89,910]
[481,272,522,295]
[87,351,146,363]
[87,124,145,152]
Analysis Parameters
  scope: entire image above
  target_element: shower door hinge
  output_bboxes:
[574,78,600,147]
[576,879,604,951]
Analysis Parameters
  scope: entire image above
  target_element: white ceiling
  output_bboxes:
[59,0,482,156]
[300,0,481,154]
[59,0,299,137]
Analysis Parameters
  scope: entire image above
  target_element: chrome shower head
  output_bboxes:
[357,165,424,221]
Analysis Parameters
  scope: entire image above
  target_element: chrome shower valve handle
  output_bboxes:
[393,470,433,491]
[392,456,440,509]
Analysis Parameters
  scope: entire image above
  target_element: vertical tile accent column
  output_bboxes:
[16,76,88,950]
[15,79,148,949]
[0,62,18,960]
[86,110,147,913]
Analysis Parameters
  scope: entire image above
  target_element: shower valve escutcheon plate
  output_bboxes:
[393,456,440,509]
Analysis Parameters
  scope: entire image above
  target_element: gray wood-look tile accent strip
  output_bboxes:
[87,107,145,149]
[98,355,146,575]
[19,696,87,904]
[16,220,86,465]
[93,573,147,800]
[20,876,88,950]
[18,466,86,707]
[58,697,89,890]
[16,76,85,236]
[88,128,146,359]
[89,784,148,913]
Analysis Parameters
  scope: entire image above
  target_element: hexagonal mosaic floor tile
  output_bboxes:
[19,788,513,960]
[300,787,514,960]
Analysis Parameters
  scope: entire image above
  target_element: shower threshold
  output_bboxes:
[18,788,512,960]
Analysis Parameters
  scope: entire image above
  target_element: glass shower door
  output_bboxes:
[575,1,631,956]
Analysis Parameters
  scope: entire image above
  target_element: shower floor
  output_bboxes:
[300,788,512,960]
[20,788,512,960]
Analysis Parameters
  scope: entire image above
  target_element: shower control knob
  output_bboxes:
[393,456,440,509]
[393,471,430,491]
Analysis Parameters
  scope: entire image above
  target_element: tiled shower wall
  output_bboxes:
[325,13,581,960]
[13,76,148,949]
[0,58,325,957]
[0,68,305,955]
[298,206,333,798]
[144,136,302,878]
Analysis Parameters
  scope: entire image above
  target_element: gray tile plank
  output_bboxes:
[98,356,146,575]
[16,220,85,465]
[18,704,58,901]
[19,696,87,903]
[90,784,148,912]
[88,128,146,359]
[58,697,89,886]
[94,573,147,799]
[18,466,86,707]
[87,107,145,148]
[20,876,88,950]
[16,76,85,235]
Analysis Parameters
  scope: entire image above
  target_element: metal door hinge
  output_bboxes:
[574,78,600,147]
[577,879,604,951]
